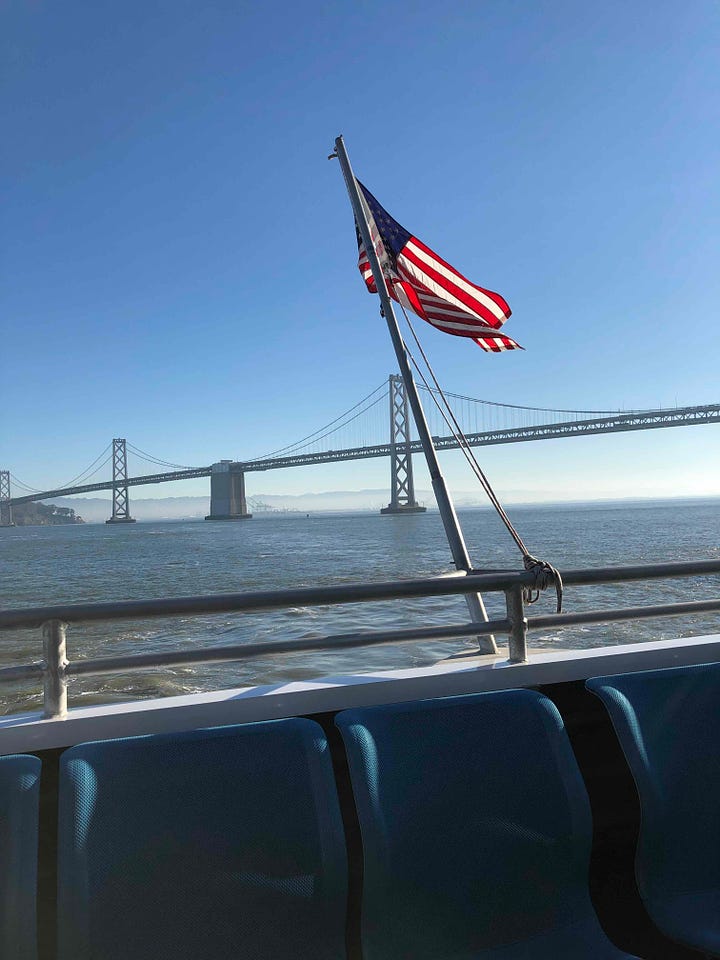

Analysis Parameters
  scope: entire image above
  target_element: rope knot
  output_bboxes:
[522,554,563,613]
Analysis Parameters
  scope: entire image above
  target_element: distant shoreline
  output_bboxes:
[8,493,717,526]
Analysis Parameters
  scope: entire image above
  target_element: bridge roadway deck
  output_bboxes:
[9,403,720,506]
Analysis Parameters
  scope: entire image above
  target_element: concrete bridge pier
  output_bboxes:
[205,462,252,521]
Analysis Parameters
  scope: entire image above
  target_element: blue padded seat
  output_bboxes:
[0,753,41,960]
[336,690,636,959]
[588,662,720,956]
[58,719,347,960]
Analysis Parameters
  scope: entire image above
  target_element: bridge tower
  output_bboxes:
[205,462,252,521]
[381,374,426,515]
[0,471,15,527]
[106,439,136,524]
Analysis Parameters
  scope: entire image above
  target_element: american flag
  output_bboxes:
[356,182,521,353]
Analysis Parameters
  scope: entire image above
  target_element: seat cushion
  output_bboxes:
[0,754,41,960]
[588,661,720,956]
[58,719,347,960]
[337,689,635,959]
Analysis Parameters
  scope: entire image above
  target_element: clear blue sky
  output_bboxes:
[2,0,719,504]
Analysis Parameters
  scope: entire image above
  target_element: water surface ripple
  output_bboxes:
[1,501,719,715]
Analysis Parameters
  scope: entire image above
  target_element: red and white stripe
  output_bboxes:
[397,237,510,329]
[357,235,521,353]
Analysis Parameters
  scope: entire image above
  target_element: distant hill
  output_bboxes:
[44,492,400,522]
[45,496,211,523]
[36,487,563,523]
[46,491,419,522]
[13,502,84,526]
[39,487,706,523]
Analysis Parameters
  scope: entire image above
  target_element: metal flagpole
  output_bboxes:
[333,134,497,654]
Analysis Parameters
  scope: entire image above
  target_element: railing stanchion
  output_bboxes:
[506,588,528,663]
[42,620,68,719]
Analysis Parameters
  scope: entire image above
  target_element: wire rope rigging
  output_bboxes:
[397,302,563,612]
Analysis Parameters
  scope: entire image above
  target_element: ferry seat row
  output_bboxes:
[1,664,720,959]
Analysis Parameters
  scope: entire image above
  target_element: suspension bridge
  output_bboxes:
[2,375,719,525]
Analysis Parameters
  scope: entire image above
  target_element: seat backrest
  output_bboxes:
[0,753,41,960]
[58,719,347,960]
[587,662,720,907]
[336,690,613,960]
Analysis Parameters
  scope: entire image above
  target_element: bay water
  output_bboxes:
[1,499,719,716]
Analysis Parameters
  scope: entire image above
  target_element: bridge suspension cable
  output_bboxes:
[417,386,626,417]
[125,442,193,470]
[8,473,45,494]
[58,444,114,489]
[255,380,389,460]
[415,384,662,436]
[8,444,115,494]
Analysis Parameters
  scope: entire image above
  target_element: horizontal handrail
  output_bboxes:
[1,559,720,720]
[0,595,717,684]
[65,618,509,677]
[3,595,720,685]
[2,559,720,631]
[0,570,516,630]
